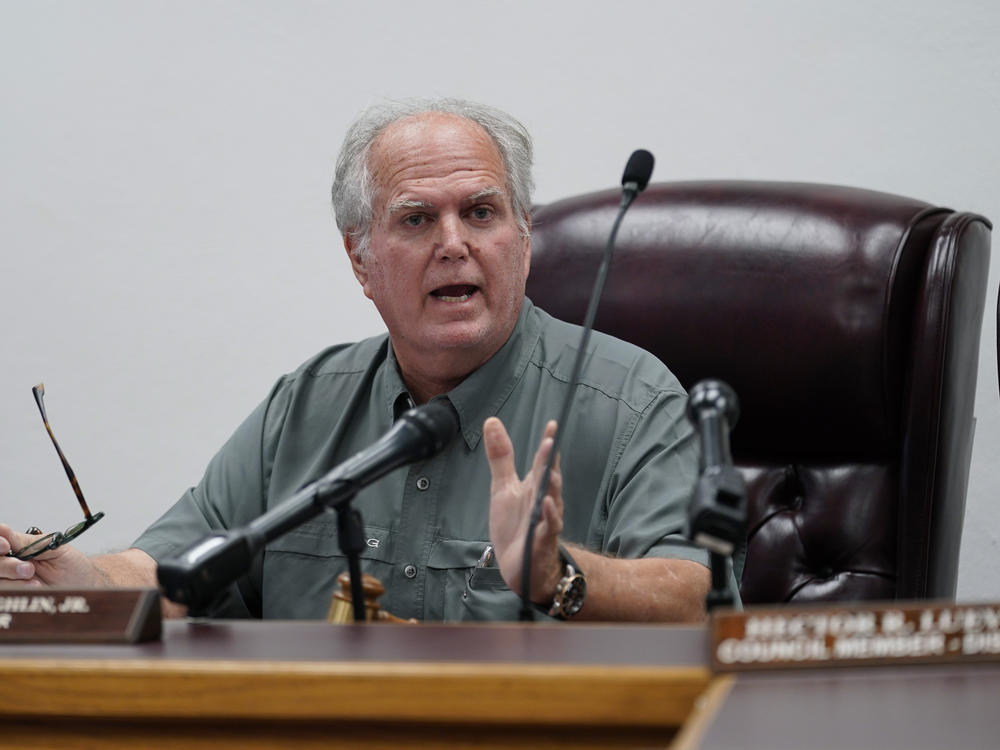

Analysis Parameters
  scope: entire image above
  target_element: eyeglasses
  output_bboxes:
[7,384,104,560]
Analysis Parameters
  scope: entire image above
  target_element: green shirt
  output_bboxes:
[134,299,707,621]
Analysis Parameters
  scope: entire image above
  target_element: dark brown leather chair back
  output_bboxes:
[527,182,991,604]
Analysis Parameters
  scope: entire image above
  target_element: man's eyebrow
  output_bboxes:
[467,186,506,202]
[387,187,506,214]
[387,199,433,214]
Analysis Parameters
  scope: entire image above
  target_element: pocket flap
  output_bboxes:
[266,518,394,562]
[427,538,490,570]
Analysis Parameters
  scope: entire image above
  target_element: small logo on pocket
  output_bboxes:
[366,537,381,549]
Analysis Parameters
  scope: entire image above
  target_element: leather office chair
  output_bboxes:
[527,182,991,604]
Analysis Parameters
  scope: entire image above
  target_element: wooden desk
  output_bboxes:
[692,662,1000,750]
[0,619,711,750]
[6,619,999,749]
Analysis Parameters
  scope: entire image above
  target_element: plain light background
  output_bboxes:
[2,1,997,601]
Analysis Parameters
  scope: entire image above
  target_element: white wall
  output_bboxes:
[2,0,997,600]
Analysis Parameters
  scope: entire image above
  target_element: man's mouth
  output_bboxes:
[431,285,478,302]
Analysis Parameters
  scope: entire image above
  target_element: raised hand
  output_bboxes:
[482,417,564,602]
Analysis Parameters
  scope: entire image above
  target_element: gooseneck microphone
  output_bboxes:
[157,400,459,613]
[518,149,655,621]
[620,148,655,196]
[684,379,747,612]
[684,379,745,556]
[688,381,740,476]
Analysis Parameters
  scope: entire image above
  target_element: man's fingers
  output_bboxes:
[0,529,37,579]
[0,523,20,551]
[483,417,518,487]
[548,452,563,518]
[0,524,31,561]
[538,494,563,539]
[0,552,36,581]
[0,524,44,557]
[528,420,558,479]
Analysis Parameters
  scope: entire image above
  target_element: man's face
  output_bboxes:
[348,113,531,385]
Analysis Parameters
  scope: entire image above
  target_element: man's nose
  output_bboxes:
[435,214,470,260]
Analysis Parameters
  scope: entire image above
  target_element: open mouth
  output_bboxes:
[431,284,478,302]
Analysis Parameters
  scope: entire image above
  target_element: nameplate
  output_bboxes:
[0,587,161,643]
[711,601,1000,671]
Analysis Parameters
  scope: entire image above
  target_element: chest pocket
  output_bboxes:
[262,518,396,619]
[426,539,521,622]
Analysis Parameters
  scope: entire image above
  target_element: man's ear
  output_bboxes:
[344,233,373,299]
[521,214,532,279]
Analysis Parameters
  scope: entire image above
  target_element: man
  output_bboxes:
[0,99,710,621]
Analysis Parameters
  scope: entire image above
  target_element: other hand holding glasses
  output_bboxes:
[6,384,104,560]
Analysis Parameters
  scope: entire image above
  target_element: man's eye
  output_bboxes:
[469,205,495,221]
[403,214,427,227]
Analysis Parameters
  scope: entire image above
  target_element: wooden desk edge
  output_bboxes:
[671,674,735,750]
[0,657,713,728]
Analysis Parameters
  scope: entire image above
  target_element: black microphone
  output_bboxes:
[518,149,655,620]
[157,399,459,611]
[685,379,746,557]
[621,148,654,196]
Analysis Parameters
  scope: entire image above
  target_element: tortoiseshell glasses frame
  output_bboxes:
[7,384,104,560]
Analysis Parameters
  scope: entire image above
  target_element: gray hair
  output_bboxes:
[332,98,534,258]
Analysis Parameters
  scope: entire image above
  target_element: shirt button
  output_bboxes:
[415,476,430,491]
[403,564,418,579]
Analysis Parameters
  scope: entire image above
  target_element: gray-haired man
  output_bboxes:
[1,99,710,622]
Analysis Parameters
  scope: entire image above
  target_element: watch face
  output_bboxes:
[560,574,587,617]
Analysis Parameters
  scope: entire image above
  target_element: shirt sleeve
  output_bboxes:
[600,384,744,600]
[131,377,293,617]
[600,385,709,564]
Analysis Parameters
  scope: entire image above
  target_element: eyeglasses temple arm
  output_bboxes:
[32,383,97,520]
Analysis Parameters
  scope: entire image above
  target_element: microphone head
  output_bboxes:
[401,399,460,455]
[621,149,655,193]
[687,379,740,427]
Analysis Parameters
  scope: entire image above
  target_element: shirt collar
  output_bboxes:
[380,343,413,421]
[378,299,542,450]
[448,299,541,450]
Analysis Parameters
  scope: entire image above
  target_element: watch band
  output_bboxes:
[539,544,587,620]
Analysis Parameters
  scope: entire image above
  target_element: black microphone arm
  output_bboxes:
[685,379,747,611]
[157,400,459,612]
[518,149,655,621]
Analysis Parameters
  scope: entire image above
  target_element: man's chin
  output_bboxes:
[428,325,492,352]
[420,320,511,359]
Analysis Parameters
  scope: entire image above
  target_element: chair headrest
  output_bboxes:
[527,181,948,462]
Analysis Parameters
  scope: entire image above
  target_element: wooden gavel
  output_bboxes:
[325,571,413,624]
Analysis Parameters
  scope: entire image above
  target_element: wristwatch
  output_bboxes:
[546,545,587,619]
